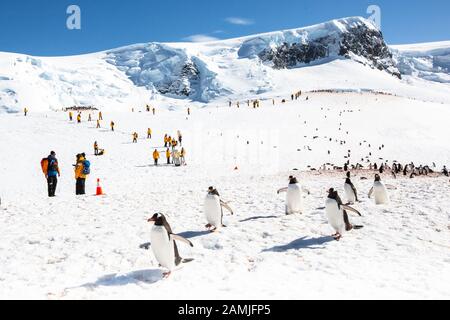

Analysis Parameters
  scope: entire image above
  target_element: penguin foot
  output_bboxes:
[163,271,172,278]
[205,224,212,229]
[333,234,342,241]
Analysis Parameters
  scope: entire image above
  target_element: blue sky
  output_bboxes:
[0,0,449,56]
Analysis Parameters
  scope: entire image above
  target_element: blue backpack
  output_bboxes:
[83,160,91,175]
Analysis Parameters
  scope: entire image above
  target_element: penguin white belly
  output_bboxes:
[344,184,356,203]
[374,182,389,205]
[151,226,175,271]
[286,184,303,214]
[204,195,222,228]
[325,199,345,234]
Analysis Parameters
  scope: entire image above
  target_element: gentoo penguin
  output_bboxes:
[368,174,392,205]
[325,189,362,241]
[204,187,234,232]
[148,213,194,278]
[277,176,310,215]
[344,172,359,204]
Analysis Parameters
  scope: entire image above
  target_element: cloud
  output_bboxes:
[225,17,254,26]
[183,34,220,43]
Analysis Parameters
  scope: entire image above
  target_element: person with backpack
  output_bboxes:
[133,132,138,143]
[74,153,90,195]
[172,150,181,167]
[77,113,81,123]
[147,128,152,139]
[41,151,60,197]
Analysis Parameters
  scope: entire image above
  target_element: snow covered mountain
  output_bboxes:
[0,16,449,113]
[391,41,450,83]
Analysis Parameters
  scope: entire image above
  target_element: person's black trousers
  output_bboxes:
[76,178,86,195]
[47,176,57,197]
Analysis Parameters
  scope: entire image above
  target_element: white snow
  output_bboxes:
[1,90,450,299]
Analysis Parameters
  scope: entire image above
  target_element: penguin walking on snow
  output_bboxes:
[344,172,359,204]
[204,187,234,232]
[368,174,395,205]
[148,213,194,278]
[277,176,310,215]
[325,189,362,241]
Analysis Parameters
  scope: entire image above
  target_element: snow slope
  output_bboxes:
[0,92,449,299]
[1,17,450,113]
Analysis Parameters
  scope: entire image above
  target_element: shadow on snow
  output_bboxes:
[80,269,163,289]
[262,236,334,252]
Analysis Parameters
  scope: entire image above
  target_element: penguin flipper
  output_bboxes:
[171,234,194,247]
[277,187,288,194]
[220,200,234,215]
[368,187,374,198]
[341,205,362,217]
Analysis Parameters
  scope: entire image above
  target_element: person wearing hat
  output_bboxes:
[41,151,60,197]
[74,153,89,195]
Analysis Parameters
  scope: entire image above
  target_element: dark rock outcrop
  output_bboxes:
[258,23,401,79]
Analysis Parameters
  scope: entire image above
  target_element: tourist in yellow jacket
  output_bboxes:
[153,149,160,166]
[74,153,90,195]
[166,148,171,164]
[147,128,152,139]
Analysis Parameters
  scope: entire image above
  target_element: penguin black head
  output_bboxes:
[148,213,166,226]
[375,174,381,182]
[208,187,220,196]
[328,188,336,199]
[289,176,298,184]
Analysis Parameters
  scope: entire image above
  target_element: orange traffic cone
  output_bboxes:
[96,178,103,196]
